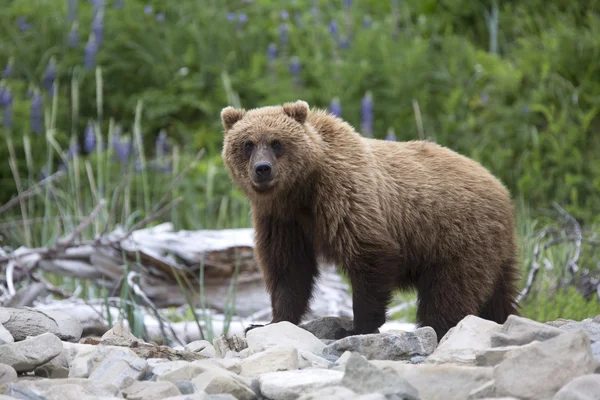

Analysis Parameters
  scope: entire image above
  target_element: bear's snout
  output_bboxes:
[254,161,274,183]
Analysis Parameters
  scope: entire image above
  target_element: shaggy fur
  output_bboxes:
[220,100,521,341]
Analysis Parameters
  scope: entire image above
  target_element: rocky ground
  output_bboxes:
[0,307,600,399]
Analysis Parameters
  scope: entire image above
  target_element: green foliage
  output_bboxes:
[521,285,600,323]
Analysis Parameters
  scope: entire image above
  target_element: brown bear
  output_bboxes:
[220,99,521,341]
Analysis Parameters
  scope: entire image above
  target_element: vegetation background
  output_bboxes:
[0,0,599,337]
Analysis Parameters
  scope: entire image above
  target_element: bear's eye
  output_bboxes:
[271,140,283,155]
[243,141,254,156]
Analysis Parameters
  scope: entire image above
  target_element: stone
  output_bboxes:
[213,334,248,358]
[0,332,63,373]
[2,384,47,400]
[87,346,149,390]
[121,380,182,400]
[0,363,17,384]
[493,330,598,399]
[4,378,120,399]
[490,314,564,347]
[373,361,493,400]
[427,315,501,365]
[296,386,358,400]
[474,342,538,367]
[323,327,437,361]
[240,346,299,378]
[298,350,333,369]
[555,319,600,342]
[163,395,209,400]
[191,370,257,400]
[100,321,139,346]
[34,346,69,378]
[553,374,600,400]
[258,369,344,400]
[341,353,419,399]
[0,307,82,342]
[206,358,242,374]
[150,360,192,380]
[0,324,13,344]
[246,322,326,355]
[185,340,217,358]
[67,342,101,378]
[299,316,356,340]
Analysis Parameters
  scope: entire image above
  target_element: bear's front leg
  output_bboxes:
[247,216,319,335]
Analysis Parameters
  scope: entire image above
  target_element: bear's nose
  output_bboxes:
[254,162,272,179]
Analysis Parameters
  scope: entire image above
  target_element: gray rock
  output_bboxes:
[100,320,139,346]
[474,342,537,367]
[0,324,13,344]
[176,380,196,394]
[427,315,501,365]
[296,386,358,400]
[121,380,182,399]
[213,334,247,358]
[323,327,436,361]
[341,353,419,399]
[5,378,120,399]
[0,307,82,342]
[555,319,600,342]
[372,361,494,400]
[553,374,600,400]
[0,332,63,373]
[258,369,344,400]
[191,369,257,400]
[67,342,101,378]
[34,346,69,378]
[240,346,299,378]
[2,384,47,400]
[163,395,209,400]
[208,395,239,400]
[185,340,217,358]
[298,350,333,369]
[246,322,325,355]
[493,330,598,399]
[299,316,356,340]
[0,363,17,384]
[149,360,190,380]
[87,346,149,390]
[490,314,564,347]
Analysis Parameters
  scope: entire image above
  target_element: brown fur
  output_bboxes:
[220,100,521,341]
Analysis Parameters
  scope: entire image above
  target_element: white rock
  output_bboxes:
[68,343,102,378]
[0,324,13,344]
[163,395,209,400]
[240,346,299,378]
[191,369,257,400]
[0,332,63,373]
[553,374,600,400]
[5,378,121,399]
[185,340,217,358]
[258,369,344,400]
[490,314,564,347]
[100,321,139,346]
[246,322,325,354]
[0,307,82,342]
[427,315,502,365]
[87,346,149,390]
[0,363,17,385]
[296,386,357,400]
[121,380,182,400]
[298,350,333,369]
[149,360,190,380]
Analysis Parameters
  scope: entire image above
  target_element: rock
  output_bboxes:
[0,307,82,342]
[373,361,493,400]
[0,363,17,384]
[554,319,600,342]
[0,324,13,344]
[150,360,194,380]
[427,315,501,365]
[2,384,48,400]
[296,386,358,400]
[185,340,217,358]
[191,369,257,400]
[175,380,196,395]
[213,334,248,358]
[490,315,564,347]
[206,358,242,374]
[341,353,419,399]
[493,330,598,399]
[246,322,325,355]
[553,374,600,400]
[323,327,436,361]
[68,343,101,378]
[100,321,140,346]
[474,342,538,367]
[4,378,120,399]
[240,346,299,378]
[258,369,344,400]
[299,316,356,340]
[0,332,63,373]
[163,395,209,400]
[121,380,182,399]
[34,346,69,378]
[87,346,149,390]
[298,350,333,369]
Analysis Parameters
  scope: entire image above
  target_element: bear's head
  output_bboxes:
[220,100,322,199]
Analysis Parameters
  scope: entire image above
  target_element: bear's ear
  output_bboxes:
[283,100,309,125]
[221,106,246,131]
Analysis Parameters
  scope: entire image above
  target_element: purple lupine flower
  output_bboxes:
[360,92,374,137]
[92,10,104,46]
[1,87,13,130]
[113,135,132,164]
[289,56,301,76]
[328,20,339,40]
[144,4,153,15]
[84,34,98,70]
[238,13,248,25]
[227,12,235,22]
[113,0,124,8]
[67,0,78,23]
[385,128,397,141]
[68,22,80,47]
[280,10,289,20]
[480,92,489,105]
[30,91,44,134]
[90,0,104,16]
[43,58,57,95]
[362,15,372,28]
[339,37,350,49]
[155,129,168,157]
[17,17,31,32]
[344,0,352,8]
[2,59,13,79]
[156,13,165,22]
[329,98,342,117]
[279,23,288,45]
[267,43,277,62]
[84,121,96,152]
